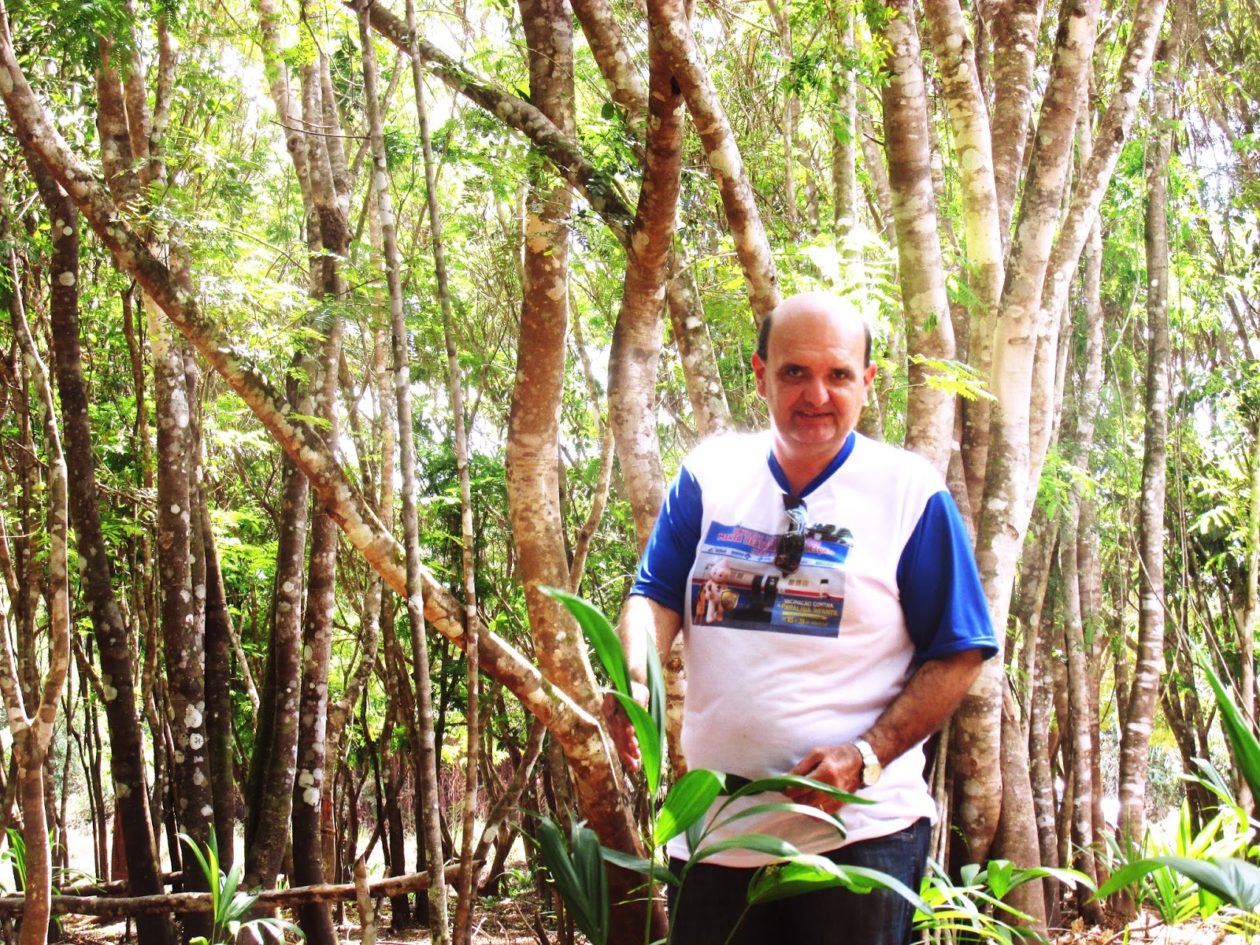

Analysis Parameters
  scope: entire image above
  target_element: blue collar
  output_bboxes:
[767,432,857,498]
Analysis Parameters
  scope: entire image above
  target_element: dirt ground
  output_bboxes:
[54,906,1258,945]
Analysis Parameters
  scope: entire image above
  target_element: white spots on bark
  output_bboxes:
[707,141,740,179]
[190,733,205,750]
[116,781,131,798]
[57,271,76,286]
[303,786,320,806]
[63,225,73,236]
[298,770,315,788]
[201,805,214,818]
[193,768,206,785]
[960,148,985,173]
[184,703,203,729]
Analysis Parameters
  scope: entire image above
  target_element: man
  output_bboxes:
[609,292,997,944]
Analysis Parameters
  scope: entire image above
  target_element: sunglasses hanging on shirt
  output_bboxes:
[774,494,854,576]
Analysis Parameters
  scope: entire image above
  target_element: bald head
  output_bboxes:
[756,292,872,367]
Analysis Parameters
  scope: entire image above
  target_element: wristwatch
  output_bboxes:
[852,737,882,787]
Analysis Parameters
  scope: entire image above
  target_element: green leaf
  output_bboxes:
[599,847,679,887]
[1096,856,1260,912]
[709,800,846,838]
[534,817,608,945]
[654,770,725,846]
[542,586,630,696]
[1200,656,1260,802]
[747,855,930,914]
[692,833,801,863]
[719,773,868,808]
[611,691,662,795]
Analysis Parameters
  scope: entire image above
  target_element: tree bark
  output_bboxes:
[1,241,72,945]
[877,0,958,472]
[356,4,451,938]
[645,0,780,320]
[608,27,684,546]
[17,136,174,945]
[1118,11,1179,844]
[961,0,1100,864]
[921,0,1004,507]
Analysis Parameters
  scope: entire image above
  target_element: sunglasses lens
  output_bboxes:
[774,532,804,573]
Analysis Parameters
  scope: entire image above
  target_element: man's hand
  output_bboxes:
[603,681,650,771]
[784,744,864,813]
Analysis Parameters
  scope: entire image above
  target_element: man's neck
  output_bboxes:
[772,445,844,496]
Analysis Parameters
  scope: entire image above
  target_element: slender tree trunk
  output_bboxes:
[608,25,685,545]
[405,12,482,937]
[878,0,957,472]
[921,0,1004,507]
[666,260,731,436]
[830,0,857,238]
[1,245,72,945]
[199,496,237,866]
[766,0,798,235]
[243,423,308,889]
[1118,13,1179,842]
[960,0,1100,864]
[568,0,648,124]
[645,0,780,320]
[356,5,450,939]
[18,137,173,945]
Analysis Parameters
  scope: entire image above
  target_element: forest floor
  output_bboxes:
[56,906,1258,945]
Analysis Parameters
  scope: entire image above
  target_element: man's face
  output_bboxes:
[752,301,876,471]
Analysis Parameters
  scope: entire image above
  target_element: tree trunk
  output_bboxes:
[608,25,685,546]
[878,0,957,472]
[921,0,1004,507]
[19,136,174,945]
[645,0,780,320]
[960,0,1100,864]
[356,3,451,938]
[1,244,73,945]
[405,13,483,936]
[242,420,308,889]
[1117,13,1179,843]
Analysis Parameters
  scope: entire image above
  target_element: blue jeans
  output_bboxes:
[667,818,931,945]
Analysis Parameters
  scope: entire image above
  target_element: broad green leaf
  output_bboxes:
[654,770,725,846]
[717,773,868,809]
[543,586,630,696]
[535,817,608,945]
[692,833,801,863]
[611,691,662,795]
[709,800,846,838]
[1096,855,1260,913]
[1201,656,1260,802]
[599,847,679,887]
[747,855,930,914]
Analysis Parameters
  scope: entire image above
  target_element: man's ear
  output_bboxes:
[862,363,877,388]
[752,353,767,397]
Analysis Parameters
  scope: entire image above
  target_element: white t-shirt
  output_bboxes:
[632,431,995,866]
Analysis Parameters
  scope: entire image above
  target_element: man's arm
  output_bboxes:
[605,594,683,771]
[786,648,984,812]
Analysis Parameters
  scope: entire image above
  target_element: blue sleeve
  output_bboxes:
[630,465,702,616]
[896,491,998,664]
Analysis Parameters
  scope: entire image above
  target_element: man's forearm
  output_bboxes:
[861,648,984,766]
[617,594,683,689]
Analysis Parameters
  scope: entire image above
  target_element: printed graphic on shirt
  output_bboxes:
[690,521,852,637]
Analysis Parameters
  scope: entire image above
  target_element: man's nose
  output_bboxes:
[803,375,828,404]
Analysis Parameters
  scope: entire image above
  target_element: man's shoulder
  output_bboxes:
[844,434,949,505]
[850,433,944,482]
